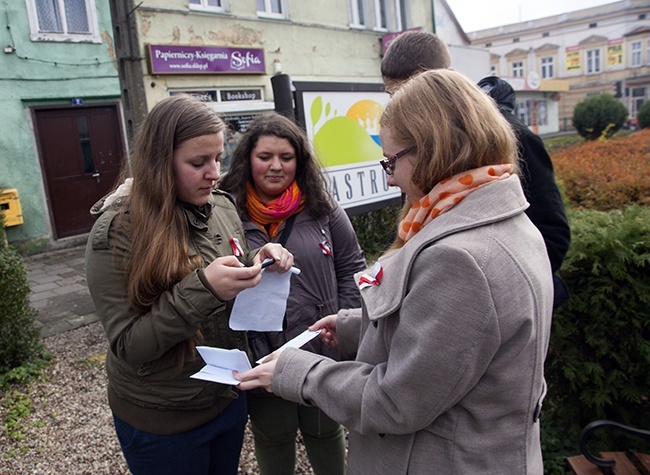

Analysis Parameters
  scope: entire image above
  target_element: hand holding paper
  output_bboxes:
[191,329,321,386]
[229,266,301,331]
[190,346,251,385]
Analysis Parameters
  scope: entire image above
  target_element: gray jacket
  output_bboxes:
[272,175,554,474]
[242,202,366,361]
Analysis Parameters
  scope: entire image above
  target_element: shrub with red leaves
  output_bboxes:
[551,129,650,210]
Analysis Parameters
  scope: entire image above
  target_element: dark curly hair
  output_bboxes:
[218,112,333,218]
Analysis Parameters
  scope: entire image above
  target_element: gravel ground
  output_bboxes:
[0,322,317,474]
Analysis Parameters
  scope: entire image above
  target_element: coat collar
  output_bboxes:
[357,175,529,321]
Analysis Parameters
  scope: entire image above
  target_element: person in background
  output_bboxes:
[235,69,555,474]
[381,30,571,307]
[219,112,366,475]
[84,95,293,475]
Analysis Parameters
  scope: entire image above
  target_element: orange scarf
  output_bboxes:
[246,181,305,238]
[399,164,514,243]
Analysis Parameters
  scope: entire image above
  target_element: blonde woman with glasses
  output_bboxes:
[236,70,554,474]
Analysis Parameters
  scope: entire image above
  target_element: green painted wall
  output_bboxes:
[0,1,120,247]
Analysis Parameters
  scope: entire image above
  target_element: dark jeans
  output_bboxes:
[112,393,247,475]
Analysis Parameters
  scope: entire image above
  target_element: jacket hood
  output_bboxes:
[90,178,132,219]
[478,76,516,114]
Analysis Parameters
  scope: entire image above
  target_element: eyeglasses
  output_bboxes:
[379,145,416,175]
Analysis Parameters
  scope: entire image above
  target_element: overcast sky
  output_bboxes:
[445,0,618,32]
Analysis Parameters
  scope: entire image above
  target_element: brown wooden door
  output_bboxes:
[34,105,125,238]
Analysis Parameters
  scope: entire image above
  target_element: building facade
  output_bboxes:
[467,0,650,131]
[2,0,485,246]
[0,0,123,247]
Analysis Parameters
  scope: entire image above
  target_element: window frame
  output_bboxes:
[394,0,409,31]
[540,56,554,79]
[189,0,229,14]
[349,0,368,28]
[26,0,101,43]
[511,60,524,77]
[257,0,288,20]
[586,48,602,74]
[631,40,642,67]
[373,0,388,31]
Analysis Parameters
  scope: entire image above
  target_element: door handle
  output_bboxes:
[92,172,100,183]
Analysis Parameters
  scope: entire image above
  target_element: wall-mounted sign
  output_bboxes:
[565,45,581,71]
[220,89,262,102]
[148,44,265,75]
[381,28,422,55]
[293,82,400,213]
[607,38,624,67]
[170,90,219,101]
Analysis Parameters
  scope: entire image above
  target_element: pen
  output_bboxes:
[261,259,275,269]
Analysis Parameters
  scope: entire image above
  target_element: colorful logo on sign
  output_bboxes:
[309,96,384,168]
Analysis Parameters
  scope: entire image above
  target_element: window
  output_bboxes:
[26,0,100,42]
[189,0,228,12]
[541,56,554,78]
[542,32,550,38]
[374,0,388,30]
[513,37,520,43]
[394,0,409,31]
[589,22,597,28]
[631,40,642,67]
[349,0,367,27]
[512,61,524,77]
[516,99,548,127]
[630,87,647,118]
[586,48,601,74]
[257,0,287,19]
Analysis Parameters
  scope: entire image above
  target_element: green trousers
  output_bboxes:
[247,393,346,475]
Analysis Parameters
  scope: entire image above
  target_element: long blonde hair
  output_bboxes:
[381,69,518,250]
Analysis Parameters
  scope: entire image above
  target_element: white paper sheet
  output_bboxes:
[190,346,252,385]
[229,266,301,331]
[255,329,321,364]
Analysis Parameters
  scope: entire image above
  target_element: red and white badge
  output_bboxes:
[319,239,332,256]
[358,262,383,289]
[229,236,244,256]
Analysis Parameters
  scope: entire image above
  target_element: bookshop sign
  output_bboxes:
[148,44,265,75]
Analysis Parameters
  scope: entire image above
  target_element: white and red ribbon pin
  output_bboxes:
[319,240,332,256]
[229,236,244,256]
[357,262,383,289]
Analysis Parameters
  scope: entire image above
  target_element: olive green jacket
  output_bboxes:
[85,189,252,434]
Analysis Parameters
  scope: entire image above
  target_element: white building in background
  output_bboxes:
[466,0,650,132]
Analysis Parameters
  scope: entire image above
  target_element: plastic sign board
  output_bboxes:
[294,83,401,212]
[148,44,265,74]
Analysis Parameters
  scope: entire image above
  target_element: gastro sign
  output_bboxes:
[148,44,265,74]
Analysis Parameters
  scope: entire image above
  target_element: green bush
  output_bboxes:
[0,244,43,380]
[572,94,628,140]
[350,203,402,261]
[542,205,650,473]
[637,100,650,129]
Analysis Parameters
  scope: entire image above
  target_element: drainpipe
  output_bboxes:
[431,0,437,33]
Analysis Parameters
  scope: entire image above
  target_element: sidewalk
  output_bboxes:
[24,243,98,338]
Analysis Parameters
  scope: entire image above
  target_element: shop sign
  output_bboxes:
[220,89,263,102]
[148,44,265,74]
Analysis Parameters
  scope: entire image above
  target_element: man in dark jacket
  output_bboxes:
[477,76,570,306]
[381,30,571,307]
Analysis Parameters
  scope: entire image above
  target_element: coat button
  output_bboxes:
[372,321,378,328]
[215,234,222,244]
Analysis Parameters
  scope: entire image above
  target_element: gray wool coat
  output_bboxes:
[272,175,554,474]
